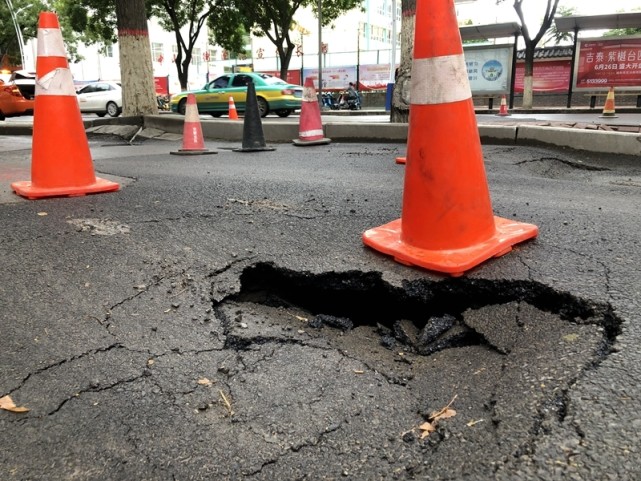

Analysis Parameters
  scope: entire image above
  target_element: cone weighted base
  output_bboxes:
[170,149,217,156]
[12,177,119,200]
[292,137,331,146]
[233,146,276,153]
[363,216,538,277]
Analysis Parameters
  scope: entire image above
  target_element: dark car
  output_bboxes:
[0,70,35,120]
[170,72,303,118]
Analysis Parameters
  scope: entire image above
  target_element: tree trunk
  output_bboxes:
[390,0,416,123]
[521,45,536,109]
[115,0,158,116]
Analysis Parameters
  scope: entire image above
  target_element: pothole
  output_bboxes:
[215,262,619,359]
[208,263,621,472]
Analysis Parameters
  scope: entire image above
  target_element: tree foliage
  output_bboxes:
[223,0,363,79]
[544,5,576,46]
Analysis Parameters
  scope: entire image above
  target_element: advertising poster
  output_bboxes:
[359,64,393,90]
[302,66,358,90]
[575,37,641,89]
[463,45,512,94]
[514,60,571,93]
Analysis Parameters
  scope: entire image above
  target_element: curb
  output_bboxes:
[2,114,640,156]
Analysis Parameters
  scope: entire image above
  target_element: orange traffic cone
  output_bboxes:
[395,156,406,165]
[228,96,239,120]
[11,12,119,199]
[170,93,216,156]
[496,95,510,116]
[362,0,538,276]
[600,87,617,118]
[293,77,331,146]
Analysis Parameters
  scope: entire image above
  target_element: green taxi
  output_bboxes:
[170,72,303,118]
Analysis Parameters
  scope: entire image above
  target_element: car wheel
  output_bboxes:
[96,113,106,118]
[257,97,269,117]
[0,111,5,121]
[178,98,187,115]
[275,109,292,118]
[106,101,121,117]
[211,112,223,118]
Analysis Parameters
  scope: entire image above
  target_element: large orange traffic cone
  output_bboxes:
[293,77,331,146]
[170,93,216,156]
[362,0,538,276]
[228,96,239,120]
[496,95,510,116]
[11,12,119,199]
[600,87,617,118]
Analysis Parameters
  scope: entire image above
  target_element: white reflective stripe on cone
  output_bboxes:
[185,104,200,122]
[35,68,78,96]
[303,86,316,102]
[300,129,324,138]
[37,28,67,58]
[410,54,471,105]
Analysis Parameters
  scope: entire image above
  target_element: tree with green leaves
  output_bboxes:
[544,5,576,46]
[58,0,245,91]
[223,0,363,80]
[498,0,561,109]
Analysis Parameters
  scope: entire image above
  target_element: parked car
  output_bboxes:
[76,81,122,117]
[0,70,35,120]
[170,72,303,118]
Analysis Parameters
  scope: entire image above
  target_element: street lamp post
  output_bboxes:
[5,0,26,68]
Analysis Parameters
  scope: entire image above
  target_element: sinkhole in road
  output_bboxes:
[216,262,621,359]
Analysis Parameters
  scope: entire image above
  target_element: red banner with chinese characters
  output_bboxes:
[154,76,169,95]
[576,37,641,89]
[514,60,571,93]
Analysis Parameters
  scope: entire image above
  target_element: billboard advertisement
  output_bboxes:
[463,45,512,94]
[302,66,358,90]
[514,59,571,93]
[575,36,641,90]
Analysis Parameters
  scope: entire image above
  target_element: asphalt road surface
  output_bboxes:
[1,134,640,480]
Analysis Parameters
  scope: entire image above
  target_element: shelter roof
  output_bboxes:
[555,12,641,32]
[459,22,521,41]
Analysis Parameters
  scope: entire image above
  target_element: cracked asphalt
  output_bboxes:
[1,133,641,480]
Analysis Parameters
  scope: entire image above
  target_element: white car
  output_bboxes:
[76,81,122,117]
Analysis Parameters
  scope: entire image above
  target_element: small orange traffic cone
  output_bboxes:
[395,156,406,165]
[362,0,538,276]
[496,95,510,116]
[228,96,239,120]
[11,12,119,199]
[600,87,617,118]
[293,77,330,146]
[170,93,216,156]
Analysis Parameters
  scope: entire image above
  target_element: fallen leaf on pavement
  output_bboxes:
[419,421,436,439]
[429,395,458,422]
[0,395,30,413]
[198,378,214,386]
[413,395,458,439]
[467,419,484,427]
